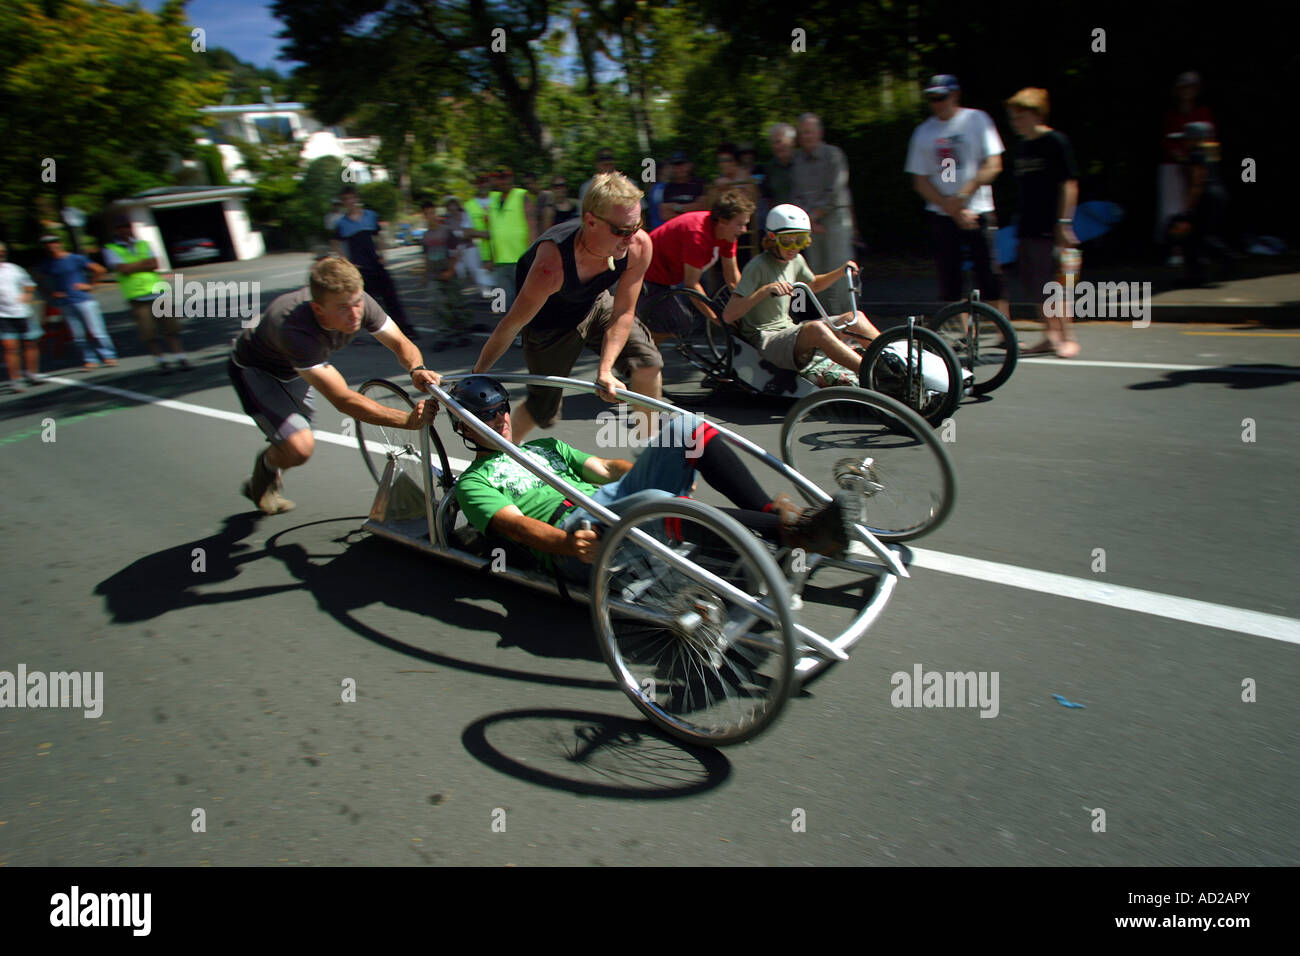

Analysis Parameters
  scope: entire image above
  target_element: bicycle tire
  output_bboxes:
[590,496,796,746]
[927,299,1018,394]
[779,386,956,541]
[859,325,963,427]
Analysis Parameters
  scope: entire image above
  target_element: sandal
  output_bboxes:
[1020,340,1056,355]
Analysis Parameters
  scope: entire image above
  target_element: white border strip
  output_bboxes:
[910,547,1300,645]
[1019,358,1300,374]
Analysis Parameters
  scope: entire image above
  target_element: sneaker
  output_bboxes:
[81,362,99,370]
[176,357,193,371]
[781,491,856,558]
[24,372,47,386]
[7,378,29,393]
[102,358,119,367]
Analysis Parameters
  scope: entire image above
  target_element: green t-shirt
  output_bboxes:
[455,438,596,555]
[733,251,816,339]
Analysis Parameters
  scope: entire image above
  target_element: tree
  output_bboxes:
[0,0,226,244]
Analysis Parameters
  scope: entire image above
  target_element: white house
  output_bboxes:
[198,89,388,186]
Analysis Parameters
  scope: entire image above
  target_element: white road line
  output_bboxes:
[1019,357,1300,374]
[909,548,1300,645]
[34,375,1300,645]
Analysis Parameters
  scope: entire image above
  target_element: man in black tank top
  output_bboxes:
[472,172,661,442]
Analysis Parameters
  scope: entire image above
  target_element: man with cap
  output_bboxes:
[37,234,118,370]
[103,215,190,372]
[488,165,535,306]
[904,74,1009,322]
[657,151,708,223]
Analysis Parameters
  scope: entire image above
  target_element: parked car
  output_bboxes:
[170,238,221,264]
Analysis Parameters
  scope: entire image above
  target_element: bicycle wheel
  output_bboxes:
[859,325,963,427]
[926,299,1018,394]
[780,386,956,541]
[590,496,796,747]
[645,287,732,381]
[355,378,451,489]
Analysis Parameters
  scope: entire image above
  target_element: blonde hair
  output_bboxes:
[582,172,644,220]
[1005,87,1050,120]
[309,255,363,302]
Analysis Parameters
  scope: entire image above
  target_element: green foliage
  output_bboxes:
[360,181,399,221]
[0,0,226,243]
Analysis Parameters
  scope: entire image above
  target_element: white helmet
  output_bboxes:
[766,203,811,233]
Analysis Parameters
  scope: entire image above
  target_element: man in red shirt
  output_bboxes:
[638,189,754,341]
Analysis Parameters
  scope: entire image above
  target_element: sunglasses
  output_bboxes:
[591,212,642,238]
[773,232,811,250]
[480,403,510,421]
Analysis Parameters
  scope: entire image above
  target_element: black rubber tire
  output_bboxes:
[859,325,963,427]
[590,496,796,746]
[926,299,1018,394]
[779,386,957,541]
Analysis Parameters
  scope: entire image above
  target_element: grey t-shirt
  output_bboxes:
[733,252,816,338]
[231,287,389,381]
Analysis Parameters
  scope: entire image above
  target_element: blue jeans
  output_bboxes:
[63,299,118,363]
[556,412,704,581]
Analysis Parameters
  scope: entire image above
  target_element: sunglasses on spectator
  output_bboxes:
[773,232,812,250]
[591,212,642,238]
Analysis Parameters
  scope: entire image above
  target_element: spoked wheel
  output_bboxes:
[354,378,451,490]
[590,497,796,747]
[926,299,1018,394]
[859,326,963,427]
[780,386,956,541]
[642,287,734,386]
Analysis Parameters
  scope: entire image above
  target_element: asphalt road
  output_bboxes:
[1,255,1296,866]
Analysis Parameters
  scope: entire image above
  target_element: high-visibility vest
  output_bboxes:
[490,188,530,264]
[104,239,159,300]
[466,197,491,259]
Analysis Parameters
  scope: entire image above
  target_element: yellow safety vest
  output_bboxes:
[466,197,491,260]
[490,188,530,264]
[105,239,159,300]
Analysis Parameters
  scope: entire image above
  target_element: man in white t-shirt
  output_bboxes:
[904,74,1008,319]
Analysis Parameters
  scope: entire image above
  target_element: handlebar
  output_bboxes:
[790,261,861,332]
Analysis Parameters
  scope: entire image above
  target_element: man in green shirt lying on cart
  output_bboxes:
[449,375,856,579]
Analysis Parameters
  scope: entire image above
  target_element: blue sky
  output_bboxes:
[139,0,298,71]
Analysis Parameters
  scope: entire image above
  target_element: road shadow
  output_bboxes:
[1129,364,1300,391]
[94,512,300,622]
[260,518,617,692]
[462,708,731,799]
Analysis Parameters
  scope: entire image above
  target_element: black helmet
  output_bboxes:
[448,375,511,450]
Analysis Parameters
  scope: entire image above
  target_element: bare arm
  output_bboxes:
[596,232,653,398]
[488,505,600,562]
[581,456,634,484]
[297,363,437,428]
[372,320,440,393]
[472,242,563,373]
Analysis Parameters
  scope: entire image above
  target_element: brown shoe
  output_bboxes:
[780,492,855,558]
[242,450,295,514]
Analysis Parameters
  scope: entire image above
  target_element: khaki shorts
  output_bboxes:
[750,323,805,371]
[522,290,664,428]
[130,298,181,343]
